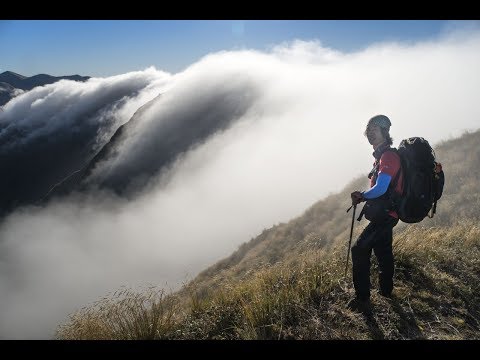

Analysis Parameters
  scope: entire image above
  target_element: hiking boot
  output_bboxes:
[346,297,372,314]
[379,289,393,299]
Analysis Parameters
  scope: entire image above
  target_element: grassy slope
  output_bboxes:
[177,129,480,301]
[56,129,480,339]
[57,221,480,339]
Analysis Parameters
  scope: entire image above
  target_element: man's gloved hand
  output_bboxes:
[351,191,364,206]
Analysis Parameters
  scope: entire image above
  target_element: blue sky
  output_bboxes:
[0,20,474,77]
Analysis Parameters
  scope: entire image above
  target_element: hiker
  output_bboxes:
[348,114,404,311]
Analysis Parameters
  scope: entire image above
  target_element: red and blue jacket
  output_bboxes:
[362,143,404,218]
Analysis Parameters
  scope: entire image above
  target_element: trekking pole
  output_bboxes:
[344,204,357,279]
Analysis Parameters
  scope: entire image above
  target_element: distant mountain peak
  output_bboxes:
[0,71,27,79]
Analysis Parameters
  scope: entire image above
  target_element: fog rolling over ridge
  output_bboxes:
[0,69,173,215]
[1,29,480,338]
[79,69,259,196]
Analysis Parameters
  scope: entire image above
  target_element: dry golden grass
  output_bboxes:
[56,286,179,339]
[184,129,480,299]
[56,220,480,339]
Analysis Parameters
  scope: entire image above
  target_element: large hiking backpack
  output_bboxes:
[395,137,445,223]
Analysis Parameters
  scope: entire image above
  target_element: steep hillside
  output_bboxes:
[55,128,480,339]
[56,221,480,339]
[0,71,27,89]
[41,93,162,200]
[173,130,480,302]
[180,129,480,298]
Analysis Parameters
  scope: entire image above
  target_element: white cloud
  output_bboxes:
[270,39,344,64]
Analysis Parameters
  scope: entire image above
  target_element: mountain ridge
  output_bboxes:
[0,70,90,106]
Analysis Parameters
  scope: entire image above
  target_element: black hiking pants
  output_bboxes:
[351,216,399,300]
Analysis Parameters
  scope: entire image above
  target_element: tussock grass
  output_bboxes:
[57,221,480,339]
[56,286,178,339]
[390,221,480,339]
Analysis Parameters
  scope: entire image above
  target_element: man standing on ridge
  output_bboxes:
[348,114,404,312]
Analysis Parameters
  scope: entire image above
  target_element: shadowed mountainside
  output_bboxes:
[0,81,23,106]
[1,71,259,217]
[40,93,162,201]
